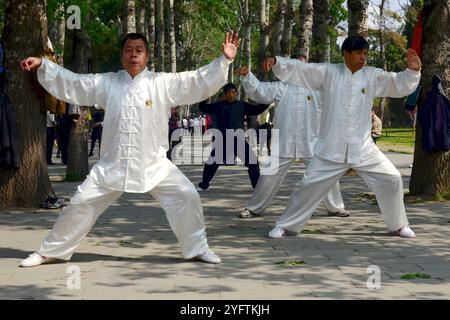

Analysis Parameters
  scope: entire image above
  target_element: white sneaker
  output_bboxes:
[268,226,286,239]
[391,226,416,238]
[194,250,221,264]
[19,252,58,268]
[239,209,261,219]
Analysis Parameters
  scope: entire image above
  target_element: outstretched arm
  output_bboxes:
[374,49,421,98]
[21,57,109,107]
[238,66,283,104]
[159,31,240,108]
[263,56,327,91]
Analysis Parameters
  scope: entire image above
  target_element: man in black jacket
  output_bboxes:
[197,83,268,191]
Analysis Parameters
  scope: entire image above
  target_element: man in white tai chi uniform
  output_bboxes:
[19,31,240,267]
[237,53,349,219]
[262,35,421,239]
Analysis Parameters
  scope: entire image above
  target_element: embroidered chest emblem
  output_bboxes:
[307,95,312,101]
[145,100,153,108]
[361,88,367,94]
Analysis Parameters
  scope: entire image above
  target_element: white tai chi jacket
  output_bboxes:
[242,72,321,159]
[272,56,421,164]
[38,56,231,192]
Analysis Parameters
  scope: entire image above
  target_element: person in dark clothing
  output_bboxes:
[196,83,268,191]
[46,111,56,165]
[89,109,104,157]
[167,107,181,160]
[57,105,73,165]
[418,75,450,152]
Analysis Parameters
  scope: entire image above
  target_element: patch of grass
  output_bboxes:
[274,260,306,267]
[380,127,415,147]
[377,127,415,154]
[400,273,431,280]
[436,190,450,201]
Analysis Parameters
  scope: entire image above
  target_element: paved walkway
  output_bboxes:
[1,136,450,300]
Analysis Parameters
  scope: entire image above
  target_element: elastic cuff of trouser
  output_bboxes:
[387,220,409,232]
[182,241,209,259]
[37,251,71,261]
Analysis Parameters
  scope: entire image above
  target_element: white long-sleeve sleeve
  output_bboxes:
[241,72,284,104]
[157,55,232,109]
[37,58,110,107]
[373,68,421,98]
[272,56,328,92]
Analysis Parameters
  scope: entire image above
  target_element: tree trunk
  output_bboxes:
[296,0,313,60]
[280,0,295,57]
[124,0,137,34]
[65,26,91,181]
[378,0,388,122]
[347,0,369,38]
[409,0,450,199]
[311,0,330,63]
[137,0,146,35]
[271,0,286,57]
[56,3,66,66]
[0,0,53,207]
[156,0,165,71]
[168,0,176,72]
[257,0,270,79]
[147,0,156,71]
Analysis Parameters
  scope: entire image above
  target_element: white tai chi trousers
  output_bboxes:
[37,162,209,260]
[276,149,409,233]
[246,157,346,214]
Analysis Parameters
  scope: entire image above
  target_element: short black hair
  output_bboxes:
[223,83,237,93]
[121,33,149,52]
[341,35,369,54]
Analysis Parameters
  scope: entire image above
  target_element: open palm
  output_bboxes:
[222,31,239,61]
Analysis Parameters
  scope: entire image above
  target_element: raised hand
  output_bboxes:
[235,66,249,76]
[21,57,42,71]
[222,31,239,61]
[407,49,421,72]
[262,57,276,73]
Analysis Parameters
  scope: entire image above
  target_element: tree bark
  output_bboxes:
[147,0,156,71]
[347,0,369,38]
[168,0,176,73]
[311,0,330,63]
[66,3,92,182]
[0,0,53,207]
[271,0,286,57]
[124,0,137,34]
[257,0,270,78]
[280,0,295,57]
[156,0,165,71]
[378,0,388,122]
[296,0,313,60]
[137,0,146,35]
[409,0,450,198]
[56,3,66,66]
